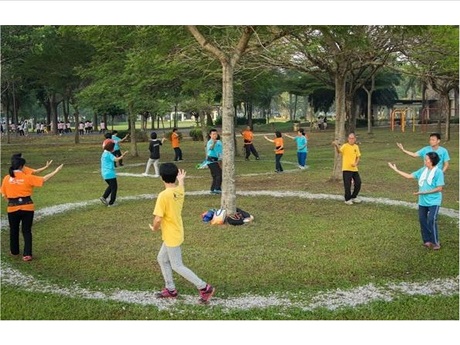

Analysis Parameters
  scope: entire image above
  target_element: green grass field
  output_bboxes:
[0,125,458,336]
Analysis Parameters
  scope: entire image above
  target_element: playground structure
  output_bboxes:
[390,106,445,133]
[390,107,416,132]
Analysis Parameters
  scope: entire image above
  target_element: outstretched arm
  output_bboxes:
[33,160,53,174]
[264,135,274,143]
[396,143,418,158]
[387,162,414,179]
[284,133,295,139]
[43,164,63,182]
[115,151,129,162]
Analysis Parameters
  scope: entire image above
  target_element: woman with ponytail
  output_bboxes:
[1,157,63,261]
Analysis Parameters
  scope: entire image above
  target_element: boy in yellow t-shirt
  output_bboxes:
[332,133,362,205]
[150,163,215,303]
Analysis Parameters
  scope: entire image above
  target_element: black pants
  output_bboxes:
[8,210,34,256]
[275,154,283,172]
[244,144,259,159]
[174,147,182,161]
[343,171,361,201]
[103,178,118,205]
[208,162,222,191]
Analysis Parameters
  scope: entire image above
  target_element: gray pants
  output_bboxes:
[157,243,206,291]
[144,158,160,175]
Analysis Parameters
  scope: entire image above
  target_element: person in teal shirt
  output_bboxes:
[396,132,450,173]
[285,129,308,169]
[388,152,445,250]
[206,129,223,194]
[111,130,129,167]
[100,141,128,206]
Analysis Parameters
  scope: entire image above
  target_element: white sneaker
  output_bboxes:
[152,174,160,178]
[351,198,362,204]
[344,200,353,205]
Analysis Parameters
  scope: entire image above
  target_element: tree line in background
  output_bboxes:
[1,25,458,213]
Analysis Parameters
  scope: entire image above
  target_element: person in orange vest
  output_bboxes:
[241,125,260,161]
[264,131,284,173]
[171,127,183,161]
[1,157,63,261]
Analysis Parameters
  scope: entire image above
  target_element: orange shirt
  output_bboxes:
[1,171,44,212]
[274,137,284,154]
[242,130,253,143]
[22,166,34,175]
[171,132,180,148]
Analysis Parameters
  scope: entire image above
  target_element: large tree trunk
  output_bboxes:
[332,73,347,181]
[74,109,80,144]
[128,104,139,157]
[50,93,59,134]
[221,63,237,214]
[364,75,375,134]
[440,91,450,141]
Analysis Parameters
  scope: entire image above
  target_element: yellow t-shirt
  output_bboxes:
[339,143,361,171]
[153,186,185,247]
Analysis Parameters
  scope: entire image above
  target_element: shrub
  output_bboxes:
[189,127,204,141]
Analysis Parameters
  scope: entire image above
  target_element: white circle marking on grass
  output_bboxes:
[1,190,458,313]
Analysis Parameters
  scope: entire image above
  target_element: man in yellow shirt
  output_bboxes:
[332,133,362,205]
[150,163,215,303]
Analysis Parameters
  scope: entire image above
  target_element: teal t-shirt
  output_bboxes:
[416,146,450,169]
[206,139,223,159]
[412,166,444,206]
[101,150,116,179]
[294,136,307,153]
[112,135,121,151]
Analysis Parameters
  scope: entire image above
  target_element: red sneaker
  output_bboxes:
[22,255,33,262]
[155,288,178,298]
[199,284,215,303]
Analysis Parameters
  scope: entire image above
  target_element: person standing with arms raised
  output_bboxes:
[396,132,450,173]
[1,157,63,261]
[332,133,362,205]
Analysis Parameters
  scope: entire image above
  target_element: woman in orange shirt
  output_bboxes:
[264,131,284,173]
[1,157,63,261]
[171,127,183,161]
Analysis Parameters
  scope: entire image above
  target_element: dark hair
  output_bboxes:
[104,133,112,139]
[11,153,22,164]
[299,128,305,135]
[160,163,178,183]
[426,152,440,166]
[275,131,282,138]
[150,132,157,139]
[112,130,118,135]
[209,128,217,134]
[172,127,178,132]
[10,157,26,177]
[430,132,441,140]
[104,141,115,152]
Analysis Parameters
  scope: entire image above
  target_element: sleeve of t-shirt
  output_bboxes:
[412,167,424,179]
[27,174,45,188]
[339,144,344,154]
[153,193,165,218]
[356,145,361,157]
[416,147,426,158]
[434,170,445,187]
[443,148,450,162]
